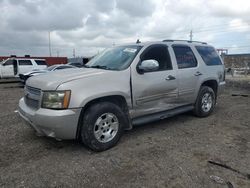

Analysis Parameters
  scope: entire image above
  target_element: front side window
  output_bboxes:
[3,59,13,66]
[140,44,172,71]
[19,60,32,66]
[173,45,197,69]
[195,46,222,66]
[86,45,142,70]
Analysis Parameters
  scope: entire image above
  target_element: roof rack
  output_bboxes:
[162,39,207,45]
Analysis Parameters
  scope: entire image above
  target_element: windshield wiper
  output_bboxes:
[89,65,112,70]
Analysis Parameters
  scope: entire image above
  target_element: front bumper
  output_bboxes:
[18,98,81,140]
[218,81,226,95]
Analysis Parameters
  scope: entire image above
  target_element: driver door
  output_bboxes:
[131,44,179,117]
[2,59,15,77]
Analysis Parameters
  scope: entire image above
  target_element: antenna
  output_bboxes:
[73,48,75,58]
[189,30,193,41]
[48,31,52,57]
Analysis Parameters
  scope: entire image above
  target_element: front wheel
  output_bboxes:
[193,86,216,117]
[80,102,126,151]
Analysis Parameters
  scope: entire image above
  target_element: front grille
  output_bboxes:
[26,86,41,96]
[24,86,41,109]
[25,97,40,109]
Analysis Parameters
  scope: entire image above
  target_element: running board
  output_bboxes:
[132,105,194,126]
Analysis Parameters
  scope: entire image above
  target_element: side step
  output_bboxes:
[132,105,194,126]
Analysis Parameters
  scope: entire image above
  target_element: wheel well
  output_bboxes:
[84,95,129,113]
[76,95,131,140]
[201,80,218,94]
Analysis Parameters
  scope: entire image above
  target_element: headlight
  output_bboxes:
[42,90,71,109]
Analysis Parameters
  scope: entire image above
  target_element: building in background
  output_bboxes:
[223,53,250,69]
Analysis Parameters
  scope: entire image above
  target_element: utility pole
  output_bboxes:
[73,48,75,58]
[189,30,193,41]
[48,31,52,57]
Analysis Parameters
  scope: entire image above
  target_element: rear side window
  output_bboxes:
[35,60,47,66]
[19,60,32,66]
[195,46,222,66]
[173,45,197,69]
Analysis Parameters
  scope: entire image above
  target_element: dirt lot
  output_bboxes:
[0,80,249,188]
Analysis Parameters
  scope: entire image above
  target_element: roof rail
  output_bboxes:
[162,39,207,45]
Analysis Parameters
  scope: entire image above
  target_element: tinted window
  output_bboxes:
[55,66,74,70]
[35,60,47,66]
[19,60,32,66]
[196,46,222,66]
[4,59,13,66]
[173,46,197,69]
[47,65,57,71]
[140,45,172,71]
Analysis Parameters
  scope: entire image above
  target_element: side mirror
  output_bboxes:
[138,59,159,74]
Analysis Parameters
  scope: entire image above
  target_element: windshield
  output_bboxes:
[46,65,57,71]
[86,45,142,70]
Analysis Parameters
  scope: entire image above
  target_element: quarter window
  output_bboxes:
[140,45,172,71]
[173,46,197,69]
[195,46,222,66]
[19,60,32,66]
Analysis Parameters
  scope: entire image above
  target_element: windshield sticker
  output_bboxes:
[123,48,137,53]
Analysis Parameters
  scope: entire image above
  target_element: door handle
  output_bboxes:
[194,71,202,76]
[165,75,176,81]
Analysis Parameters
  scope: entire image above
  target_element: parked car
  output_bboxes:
[18,40,225,151]
[68,57,91,67]
[0,58,47,79]
[67,62,84,67]
[19,64,77,83]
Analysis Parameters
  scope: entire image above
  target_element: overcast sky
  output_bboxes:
[0,0,250,57]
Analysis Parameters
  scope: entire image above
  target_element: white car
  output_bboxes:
[19,64,77,83]
[0,58,47,78]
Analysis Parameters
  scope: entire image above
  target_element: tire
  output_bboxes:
[80,102,126,151]
[193,86,216,117]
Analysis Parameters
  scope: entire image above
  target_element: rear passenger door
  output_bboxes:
[1,59,15,77]
[18,59,34,74]
[172,45,201,104]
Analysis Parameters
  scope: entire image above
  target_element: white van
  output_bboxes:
[0,58,47,78]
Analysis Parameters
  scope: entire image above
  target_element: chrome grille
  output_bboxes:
[24,86,41,109]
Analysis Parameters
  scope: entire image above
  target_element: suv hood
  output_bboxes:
[23,69,48,76]
[26,68,106,90]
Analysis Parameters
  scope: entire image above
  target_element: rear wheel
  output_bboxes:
[194,86,216,117]
[80,102,126,151]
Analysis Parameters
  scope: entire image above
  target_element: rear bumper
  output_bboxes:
[18,98,81,140]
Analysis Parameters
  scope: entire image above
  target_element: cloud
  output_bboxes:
[0,0,250,57]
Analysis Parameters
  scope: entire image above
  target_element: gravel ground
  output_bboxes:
[0,80,249,188]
